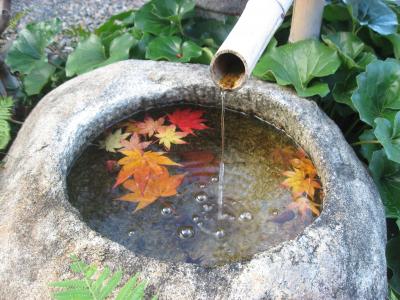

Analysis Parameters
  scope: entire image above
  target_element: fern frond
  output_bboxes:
[0,97,14,150]
[50,255,155,300]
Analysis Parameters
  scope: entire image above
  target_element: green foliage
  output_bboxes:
[374,112,400,163]
[49,255,155,300]
[146,36,202,62]
[253,39,341,97]
[0,97,14,150]
[387,236,400,295]
[343,0,398,35]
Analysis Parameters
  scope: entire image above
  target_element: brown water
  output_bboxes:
[67,105,322,267]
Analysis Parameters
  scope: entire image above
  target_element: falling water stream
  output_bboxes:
[217,91,226,220]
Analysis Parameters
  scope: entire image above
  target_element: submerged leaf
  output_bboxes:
[282,169,321,199]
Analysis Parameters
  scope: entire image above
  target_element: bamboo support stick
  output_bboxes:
[289,0,325,43]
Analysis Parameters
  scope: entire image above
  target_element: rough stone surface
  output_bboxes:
[0,60,387,299]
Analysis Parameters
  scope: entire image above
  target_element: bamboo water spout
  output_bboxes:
[210,0,293,90]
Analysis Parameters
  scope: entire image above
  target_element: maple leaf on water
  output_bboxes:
[290,157,317,177]
[137,116,165,137]
[117,168,185,212]
[282,168,321,199]
[167,108,209,135]
[120,133,152,152]
[287,197,321,220]
[114,150,180,193]
[155,125,188,150]
[100,129,130,153]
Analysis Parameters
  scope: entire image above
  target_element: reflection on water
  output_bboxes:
[67,105,320,267]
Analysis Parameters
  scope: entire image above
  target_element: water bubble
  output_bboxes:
[177,226,195,239]
[198,183,207,189]
[270,208,279,216]
[197,221,204,227]
[128,231,135,237]
[195,191,208,203]
[202,203,214,212]
[192,214,200,223]
[222,213,236,221]
[239,212,253,222]
[214,229,225,239]
[161,207,173,216]
[211,176,219,183]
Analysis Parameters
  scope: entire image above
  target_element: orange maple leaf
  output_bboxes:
[167,108,209,134]
[155,125,188,150]
[137,116,165,137]
[282,168,321,199]
[120,133,152,152]
[287,197,321,219]
[118,168,185,212]
[290,157,317,177]
[114,150,180,193]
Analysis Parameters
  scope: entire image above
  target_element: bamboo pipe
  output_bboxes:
[210,0,293,91]
[289,0,325,43]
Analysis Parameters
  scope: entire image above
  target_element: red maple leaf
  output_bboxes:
[167,109,208,135]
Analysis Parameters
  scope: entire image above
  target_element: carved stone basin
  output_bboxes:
[0,60,386,299]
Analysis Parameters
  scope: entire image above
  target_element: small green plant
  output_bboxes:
[0,96,14,150]
[49,255,156,300]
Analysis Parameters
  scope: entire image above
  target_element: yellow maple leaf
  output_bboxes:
[282,169,321,199]
[155,125,188,150]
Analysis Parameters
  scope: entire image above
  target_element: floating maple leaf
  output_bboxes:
[100,129,130,153]
[118,168,185,212]
[290,157,317,177]
[120,133,152,152]
[155,125,188,150]
[137,116,165,137]
[114,150,180,193]
[167,108,208,135]
[282,168,321,199]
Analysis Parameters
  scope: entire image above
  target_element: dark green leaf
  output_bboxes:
[253,39,341,97]
[352,59,400,125]
[359,129,381,161]
[151,0,195,21]
[322,32,366,69]
[387,236,400,294]
[387,33,400,59]
[5,18,61,74]
[344,0,398,35]
[375,112,400,163]
[324,3,351,22]
[332,71,357,109]
[146,36,202,63]
[23,61,55,95]
[369,149,400,218]
[66,33,136,76]
[135,2,178,36]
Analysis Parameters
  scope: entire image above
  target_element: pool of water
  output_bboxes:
[67,105,322,267]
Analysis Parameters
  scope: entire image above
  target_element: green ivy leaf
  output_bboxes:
[352,59,400,126]
[66,33,137,76]
[0,97,13,150]
[343,0,398,35]
[253,39,341,97]
[322,32,366,69]
[5,19,61,96]
[369,149,400,219]
[146,36,202,63]
[5,18,61,74]
[359,129,381,161]
[387,236,400,295]
[375,112,400,163]
[151,0,195,21]
[135,2,178,36]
